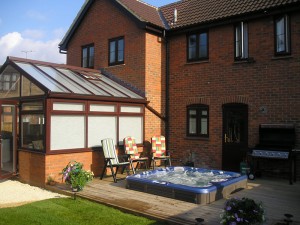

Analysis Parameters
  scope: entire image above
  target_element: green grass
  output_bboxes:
[0,197,167,225]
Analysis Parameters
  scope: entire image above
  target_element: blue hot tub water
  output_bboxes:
[126,167,247,203]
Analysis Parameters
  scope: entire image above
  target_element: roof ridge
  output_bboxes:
[116,0,145,22]
[116,0,165,28]
[8,56,100,73]
[158,9,171,30]
[136,0,158,10]
[159,0,300,29]
[159,0,182,9]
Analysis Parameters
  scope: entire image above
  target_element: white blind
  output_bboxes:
[120,106,142,113]
[89,104,116,112]
[88,116,117,147]
[119,116,143,144]
[50,115,85,150]
[53,102,85,111]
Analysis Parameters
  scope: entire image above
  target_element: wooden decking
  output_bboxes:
[48,175,300,225]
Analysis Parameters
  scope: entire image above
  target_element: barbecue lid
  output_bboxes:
[259,123,295,148]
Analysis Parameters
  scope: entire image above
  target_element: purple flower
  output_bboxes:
[230,222,237,225]
[226,206,232,211]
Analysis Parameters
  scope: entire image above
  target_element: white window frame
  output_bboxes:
[275,15,290,55]
[235,22,248,60]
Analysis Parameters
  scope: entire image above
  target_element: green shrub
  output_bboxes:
[62,161,94,191]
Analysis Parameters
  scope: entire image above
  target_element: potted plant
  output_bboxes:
[62,161,94,191]
[220,197,265,225]
[47,175,56,186]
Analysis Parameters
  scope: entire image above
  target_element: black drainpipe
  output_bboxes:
[165,30,170,150]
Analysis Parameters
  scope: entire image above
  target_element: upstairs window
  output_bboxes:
[187,104,209,137]
[187,31,208,62]
[109,37,124,66]
[274,15,290,55]
[234,22,249,60]
[82,44,94,68]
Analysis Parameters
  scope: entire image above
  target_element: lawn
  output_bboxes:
[0,197,167,225]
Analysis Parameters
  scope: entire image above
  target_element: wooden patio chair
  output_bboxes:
[100,138,132,183]
[151,135,171,169]
[123,136,148,173]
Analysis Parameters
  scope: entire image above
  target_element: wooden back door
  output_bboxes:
[222,103,248,172]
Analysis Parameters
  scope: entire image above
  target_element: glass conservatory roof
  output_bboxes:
[6,57,144,101]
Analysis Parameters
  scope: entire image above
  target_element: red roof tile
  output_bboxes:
[160,0,300,29]
[117,0,164,27]
[59,0,300,51]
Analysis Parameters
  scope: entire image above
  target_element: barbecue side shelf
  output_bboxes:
[248,149,299,185]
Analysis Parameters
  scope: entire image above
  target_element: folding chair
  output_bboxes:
[100,138,132,183]
[124,136,148,173]
[151,135,171,169]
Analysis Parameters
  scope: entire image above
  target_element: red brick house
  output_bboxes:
[59,0,300,178]
[1,0,299,185]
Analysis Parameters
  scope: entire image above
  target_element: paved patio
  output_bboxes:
[47,175,300,225]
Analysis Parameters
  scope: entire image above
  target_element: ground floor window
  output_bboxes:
[88,116,117,148]
[50,115,85,150]
[21,114,45,151]
[119,116,143,144]
[49,101,144,151]
[187,104,209,137]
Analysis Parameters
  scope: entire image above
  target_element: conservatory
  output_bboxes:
[0,56,146,185]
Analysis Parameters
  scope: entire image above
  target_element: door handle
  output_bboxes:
[224,134,227,143]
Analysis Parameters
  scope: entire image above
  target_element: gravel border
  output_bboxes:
[0,179,66,208]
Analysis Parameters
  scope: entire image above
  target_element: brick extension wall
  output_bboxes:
[18,151,45,187]
[18,150,104,187]
[167,13,300,180]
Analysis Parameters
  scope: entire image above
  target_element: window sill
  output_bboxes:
[185,136,209,141]
[108,63,125,68]
[233,58,255,64]
[18,148,45,155]
[185,60,209,65]
[272,55,293,60]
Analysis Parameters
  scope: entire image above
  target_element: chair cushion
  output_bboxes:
[124,136,140,159]
[151,135,167,157]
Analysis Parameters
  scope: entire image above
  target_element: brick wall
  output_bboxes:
[66,0,166,151]
[67,0,146,90]
[19,150,104,187]
[18,147,147,186]
[144,33,166,145]
[18,151,45,187]
[45,151,103,184]
[168,12,300,176]
[63,0,299,180]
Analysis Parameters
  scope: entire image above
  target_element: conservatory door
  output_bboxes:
[0,101,17,179]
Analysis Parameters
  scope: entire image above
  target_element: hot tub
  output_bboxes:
[126,167,247,204]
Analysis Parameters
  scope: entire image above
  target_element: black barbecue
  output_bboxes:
[250,123,297,184]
